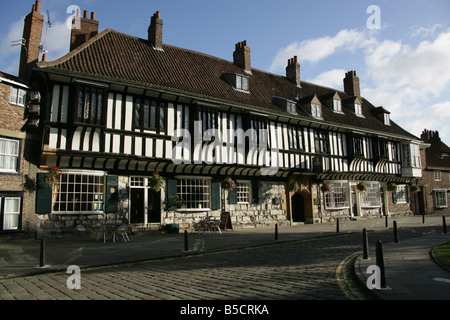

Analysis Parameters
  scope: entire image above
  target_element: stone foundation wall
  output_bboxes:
[162,181,288,230]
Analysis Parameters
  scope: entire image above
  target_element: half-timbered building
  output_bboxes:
[20,2,424,235]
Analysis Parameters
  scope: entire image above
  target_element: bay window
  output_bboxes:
[401,143,422,177]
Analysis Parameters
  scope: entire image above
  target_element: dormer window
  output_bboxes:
[374,106,391,125]
[273,97,297,115]
[225,73,249,93]
[354,103,362,116]
[384,113,390,125]
[235,74,249,91]
[333,99,342,112]
[311,104,322,118]
[300,94,323,119]
[286,101,296,114]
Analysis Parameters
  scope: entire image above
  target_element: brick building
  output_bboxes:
[0,71,39,236]
[12,2,428,236]
[417,130,450,215]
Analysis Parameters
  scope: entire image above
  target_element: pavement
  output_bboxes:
[0,214,449,300]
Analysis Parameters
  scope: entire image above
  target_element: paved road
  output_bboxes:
[0,224,443,302]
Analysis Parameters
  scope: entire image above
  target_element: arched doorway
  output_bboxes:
[292,193,305,223]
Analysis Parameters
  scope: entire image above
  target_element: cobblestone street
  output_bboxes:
[1,225,441,301]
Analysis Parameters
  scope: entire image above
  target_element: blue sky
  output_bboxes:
[1,0,450,143]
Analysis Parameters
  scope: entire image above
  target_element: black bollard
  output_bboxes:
[39,238,45,267]
[336,218,340,233]
[275,224,278,241]
[393,220,399,243]
[422,214,425,224]
[385,215,388,227]
[376,240,387,289]
[184,230,189,252]
[363,228,369,259]
[443,216,448,234]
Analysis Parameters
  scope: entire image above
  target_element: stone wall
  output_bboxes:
[162,181,288,231]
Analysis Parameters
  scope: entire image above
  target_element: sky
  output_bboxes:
[1,0,450,144]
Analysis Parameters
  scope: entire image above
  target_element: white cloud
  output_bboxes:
[268,29,376,74]
[42,19,71,61]
[269,26,450,143]
[308,69,347,89]
[411,24,445,38]
[0,17,25,75]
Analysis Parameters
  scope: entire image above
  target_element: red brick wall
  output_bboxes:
[0,81,39,234]
[419,144,450,214]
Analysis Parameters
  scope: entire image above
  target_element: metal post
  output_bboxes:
[443,216,448,234]
[363,228,369,259]
[39,238,45,267]
[422,214,425,224]
[376,240,387,289]
[184,230,189,252]
[336,218,340,233]
[275,224,278,241]
[385,215,388,227]
[393,220,399,243]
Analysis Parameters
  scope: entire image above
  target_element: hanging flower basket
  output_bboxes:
[149,172,163,192]
[356,181,367,192]
[288,180,301,193]
[387,182,397,192]
[221,176,236,191]
[44,165,62,187]
[321,181,331,193]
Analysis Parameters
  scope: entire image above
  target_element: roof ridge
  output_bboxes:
[37,28,114,69]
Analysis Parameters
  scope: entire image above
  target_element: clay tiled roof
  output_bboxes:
[36,28,417,139]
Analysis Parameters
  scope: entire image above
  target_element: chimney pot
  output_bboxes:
[344,70,361,97]
[233,41,251,72]
[70,8,99,51]
[148,11,163,49]
[286,56,301,87]
[19,0,44,81]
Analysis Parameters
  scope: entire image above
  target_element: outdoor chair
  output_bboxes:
[103,225,117,243]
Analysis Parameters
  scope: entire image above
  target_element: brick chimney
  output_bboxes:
[421,129,442,156]
[286,56,301,87]
[19,1,44,81]
[233,41,251,73]
[344,71,360,98]
[148,11,163,50]
[70,9,99,51]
